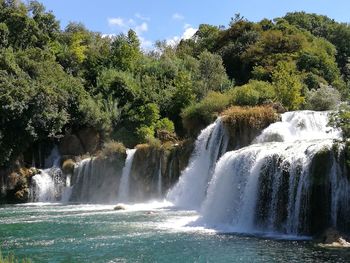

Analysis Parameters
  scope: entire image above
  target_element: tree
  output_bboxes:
[305,85,341,111]
[110,29,141,72]
[197,50,230,98]
[272,61,304,110]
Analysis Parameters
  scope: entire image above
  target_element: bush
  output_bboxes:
[229,84,260,106]
[61,159,75,175]
[155,118,175,133]
[136,125,155,143]
[227,80,275,106]
[329,104,350,139]
[99,141,126,158]
[181,91,230,134]
[221,106,278,129]
[146,137,162,149]
[305,85,341,111]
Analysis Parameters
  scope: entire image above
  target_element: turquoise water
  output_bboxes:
[0,202,349,263]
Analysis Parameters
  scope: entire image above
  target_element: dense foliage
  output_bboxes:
[1,1,350,166]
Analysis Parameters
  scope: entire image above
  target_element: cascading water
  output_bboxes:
[31,147,65,202]
[193,111,349,235]
[166,117,229,210]
[44,146,61,168]
[118,149,137,202]
[32,167,65,202]
[32,170,56,202]
[157,160,162,198]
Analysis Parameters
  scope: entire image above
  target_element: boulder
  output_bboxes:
[320,228,350,248]
[114,204,127,211]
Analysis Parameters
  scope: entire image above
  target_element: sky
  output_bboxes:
[37,0,350,50]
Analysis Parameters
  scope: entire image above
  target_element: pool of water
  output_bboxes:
[0,202,349,262]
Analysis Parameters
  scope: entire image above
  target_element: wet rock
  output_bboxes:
[319,228,350,248]
[114,204,126,211]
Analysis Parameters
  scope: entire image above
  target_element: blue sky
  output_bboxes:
[38,0,350,50]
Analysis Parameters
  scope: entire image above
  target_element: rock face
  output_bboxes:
[221,106,279,151]
[59,128,101,156]
[69,152,126,203]
[128,140,194,202]
[67,140,194,203]
[0,162,39,203]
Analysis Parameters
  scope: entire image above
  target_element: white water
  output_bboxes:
[32,171,57,202]
[32,147,65,202]
[32,167,65,202]
[117,149,137,203]
[255,111,340,143]
[168,110,349,235]
[157,160,162,198]
[61,174,72,203]
[167,118,229,210]
[200,111,348,234]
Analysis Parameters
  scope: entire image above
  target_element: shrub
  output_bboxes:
[155,118,175,133]
[227,80,275,106]
[221,106,278,129]
[62,159,75,175]
[329,104,350,139]
[99,141,126,158]
[305,85,341,111]
[181,91,230,133]
[136,125,155,143]
[146,137,162,149]
[229,84,260,106]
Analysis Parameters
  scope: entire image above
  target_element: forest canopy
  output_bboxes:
[1,0,350,166]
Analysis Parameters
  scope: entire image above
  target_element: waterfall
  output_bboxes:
[167,117,229,210]
[31,147,65,202]
[44,146,61,168]
[329,145,350,229]
[32,168,64,202]
[195,110,349,235]
[157,160,162,198]
[61,173,72,203]
[118,149,137,203]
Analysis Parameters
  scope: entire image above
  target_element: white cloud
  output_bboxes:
[184,23,192,29]
[167,26,197,46]
[107,16,152,51]
[172,13,184,20]
[166,36,181,46]
[108,17,125,27]
[135,22,148,35]
[128,19,135,25]
[139,36,153,51]
[182,27,197,40]
[107,17,148,35]
[135,13,150,21]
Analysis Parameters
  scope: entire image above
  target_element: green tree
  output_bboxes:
[197,50,230,98]
[110,29,141,72]
[272,61,304,110]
